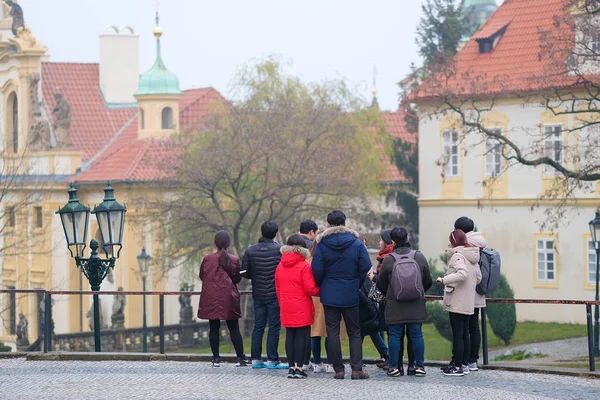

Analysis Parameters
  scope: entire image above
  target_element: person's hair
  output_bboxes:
[310,229,324,257]
[454,216,475,234]
[390,227,409,249]
[449,229,469,248]
[287,234,308,248]
[214,230,232,268]
[327,210,346,227]
[300,220,318,234]
[261,220,279,240]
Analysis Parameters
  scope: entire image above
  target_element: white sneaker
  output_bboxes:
[302,364,311,370]
[313,363,327,373]
[468,362,478,371]
[325,364,335,374]
[462,364,470,375]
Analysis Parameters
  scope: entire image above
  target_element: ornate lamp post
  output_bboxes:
[56,182,126,352]
[137,248,152,353]
[589,211,600,357]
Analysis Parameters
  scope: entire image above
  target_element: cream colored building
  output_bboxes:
[415,0,599,323]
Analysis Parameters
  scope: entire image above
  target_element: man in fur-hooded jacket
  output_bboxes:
[311,210,372,380]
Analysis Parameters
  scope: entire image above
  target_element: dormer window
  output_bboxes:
[473,19,512,54]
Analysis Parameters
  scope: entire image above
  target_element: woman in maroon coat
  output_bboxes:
[199,231,249,367]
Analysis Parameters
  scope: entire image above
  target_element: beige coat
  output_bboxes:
[467,232,487,309]
[442,246,482,316]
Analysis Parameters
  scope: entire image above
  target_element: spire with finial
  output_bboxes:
[134,0,181,96]
[371,65,379,110]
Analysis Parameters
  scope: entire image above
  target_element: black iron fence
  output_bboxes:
[1,289,599,372]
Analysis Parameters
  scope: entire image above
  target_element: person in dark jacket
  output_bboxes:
[198,231,249,367]
[242,221,287,369]
[299,220,318,250]
[311,210,372,380]
[379,227,432,378]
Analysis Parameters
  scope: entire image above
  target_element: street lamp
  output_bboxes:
[56,182,126,352]
[589,210,600,357]
[137,248,152,353]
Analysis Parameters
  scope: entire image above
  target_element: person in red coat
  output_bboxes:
[198,231,249,367]
[275,234,320,379]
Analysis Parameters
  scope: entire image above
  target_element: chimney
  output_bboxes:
[99,25,139,104]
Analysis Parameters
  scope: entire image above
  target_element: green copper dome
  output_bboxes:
[461,0,498,42]
[135,29,181,96]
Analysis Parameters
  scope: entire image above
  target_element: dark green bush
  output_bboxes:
[487,274,517,345]
[0,342,11,352]
[427,301,452,342]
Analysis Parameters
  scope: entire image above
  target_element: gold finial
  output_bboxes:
[153,0,162,38]
[372,65,378,97]
[372,87,377,96]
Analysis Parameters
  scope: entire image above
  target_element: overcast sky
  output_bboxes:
[21,0,502,111]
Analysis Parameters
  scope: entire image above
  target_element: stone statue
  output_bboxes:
[179,284,194,324]
[4,1,24,37]
[52,93,72,148]
[86,298,104,331]
[111,287,126,329]
[16,313,29,347]
[28,73,51,151]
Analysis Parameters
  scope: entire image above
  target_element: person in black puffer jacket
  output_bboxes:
[242,221,287,369]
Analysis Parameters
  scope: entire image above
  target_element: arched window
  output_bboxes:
[161,107,173,129]
[140,109,145,130]
[7,92,18,153]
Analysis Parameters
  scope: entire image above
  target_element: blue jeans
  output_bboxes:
[388,323,424,369]
[311,337,329,364]
[251,298,282,361]
[369,332,389,357]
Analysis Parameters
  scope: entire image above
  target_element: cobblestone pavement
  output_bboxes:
[0,358,599,400]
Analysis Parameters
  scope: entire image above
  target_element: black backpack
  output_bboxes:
[476,248,501,295]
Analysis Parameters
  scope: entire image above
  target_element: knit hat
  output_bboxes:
[380,229,393,245]
[449,229,468,248]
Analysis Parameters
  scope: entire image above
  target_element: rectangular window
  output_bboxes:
[9,286,16,335]
[536,238,556,282]
[7,206,15,228]
[485,131,503,177]
[544,125,563,175]
[588,239,597,286]
[35,206,43,228]
[443,130,460,177]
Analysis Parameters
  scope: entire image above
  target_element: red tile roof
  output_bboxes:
[414,0,576,100]
[381,107,418,183]
[41,63,136,161]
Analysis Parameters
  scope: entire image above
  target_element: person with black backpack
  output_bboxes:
[378,227,432,377]
[454,217,501,373]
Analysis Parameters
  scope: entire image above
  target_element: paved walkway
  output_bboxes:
[0,358,598,400]
[488,337,588,363]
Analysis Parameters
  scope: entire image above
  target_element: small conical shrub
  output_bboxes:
[486,274,517,345]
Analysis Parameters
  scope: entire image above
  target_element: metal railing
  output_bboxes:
[1,289,599,372]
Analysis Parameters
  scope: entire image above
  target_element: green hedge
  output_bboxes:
[487,274,517,345]
[0,342,11,352]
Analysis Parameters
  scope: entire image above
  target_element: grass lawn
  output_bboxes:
[180,321,587,361]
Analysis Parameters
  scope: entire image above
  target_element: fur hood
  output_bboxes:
[445,245,480,265]
[466,231,487,249]
[280,245,311,260]
[316,226,359,244]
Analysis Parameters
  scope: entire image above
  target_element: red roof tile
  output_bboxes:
[414,0,576,100]
[381,108,417,183]
[41,62,136,161]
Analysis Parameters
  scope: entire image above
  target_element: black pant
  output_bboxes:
[449,312,470,366]
[468,308,481,363]
[324,305,363,372]
[209,319,244,358]
[399,329,415,367]
[285,326,310,368]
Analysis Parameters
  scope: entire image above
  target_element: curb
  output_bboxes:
[1,353,598,378]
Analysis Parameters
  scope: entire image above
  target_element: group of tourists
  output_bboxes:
[197,210,493,379]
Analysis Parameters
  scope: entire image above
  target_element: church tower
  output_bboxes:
[460,0,498,44]
[134,12,181,139]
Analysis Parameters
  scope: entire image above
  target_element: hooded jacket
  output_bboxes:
[242,238,282,300]
[311,226,372,308]
[275,245,320,328]
[466,231,487,308]
[442,246,482,316]
[198,251,242,320]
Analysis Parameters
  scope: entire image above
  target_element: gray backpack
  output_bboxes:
[389,250,424,302]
